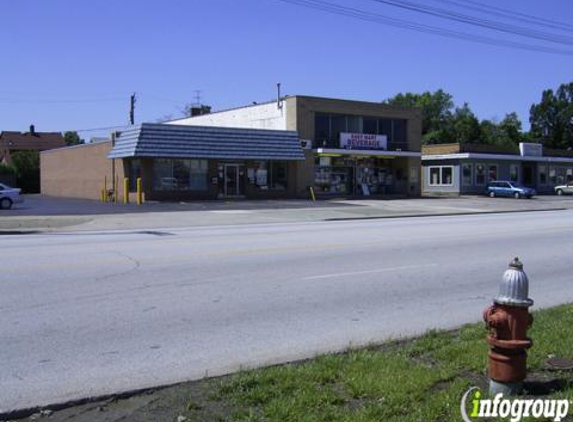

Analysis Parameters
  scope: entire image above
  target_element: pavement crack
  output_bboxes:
[94,251,141,282]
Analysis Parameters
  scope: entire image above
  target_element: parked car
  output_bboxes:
[554,183,573,195]
[486,181,536,199]
[0,183,23,209]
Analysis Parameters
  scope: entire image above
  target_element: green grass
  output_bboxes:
[180,304,573,422]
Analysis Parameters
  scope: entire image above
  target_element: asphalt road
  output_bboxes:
[2,210,573,414]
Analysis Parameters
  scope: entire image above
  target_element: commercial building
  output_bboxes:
[168,95,423,198]
[42,124,303,201]
[422,142,573,196]
[41,95,422,201]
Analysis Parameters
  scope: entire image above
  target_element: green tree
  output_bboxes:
[64,131,83,146]
[384,89,454,144]
[530,82,573,149]
[11,150,40,193]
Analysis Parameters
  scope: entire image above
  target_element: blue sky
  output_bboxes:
[1,0,572,139]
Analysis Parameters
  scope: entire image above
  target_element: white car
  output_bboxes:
[555,183,573,196]
[0,183,23,209]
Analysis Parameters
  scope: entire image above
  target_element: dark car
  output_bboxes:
[486,181,536,199]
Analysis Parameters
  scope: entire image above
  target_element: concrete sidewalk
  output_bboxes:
[1,195,572,232]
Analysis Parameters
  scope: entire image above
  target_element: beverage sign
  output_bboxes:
[340,133,387,150]
[519,142,543,157]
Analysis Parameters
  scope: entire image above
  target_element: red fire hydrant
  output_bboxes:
[483,257,533,395]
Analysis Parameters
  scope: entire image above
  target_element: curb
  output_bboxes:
[323,208,568,221]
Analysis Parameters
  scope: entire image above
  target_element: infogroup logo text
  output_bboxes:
[461,387,570,422]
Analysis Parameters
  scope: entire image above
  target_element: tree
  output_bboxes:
[11,150,40,193]
[447,103,482,144]
[530,82,573,149]
[384,89,454,144]
[64,131,83,146]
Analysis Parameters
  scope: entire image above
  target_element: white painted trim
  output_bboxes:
[422,152,573,163]
[316,148,421,157]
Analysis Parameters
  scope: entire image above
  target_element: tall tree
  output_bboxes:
[530,82,573,149]
[384,89,454,144]
[63,131,83,146]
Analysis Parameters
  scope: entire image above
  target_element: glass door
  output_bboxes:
[224,164,240,196]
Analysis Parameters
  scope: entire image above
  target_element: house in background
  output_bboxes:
[0,125,66,191]
[0,125,66,166]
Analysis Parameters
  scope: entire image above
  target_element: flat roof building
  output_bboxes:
[422,142,573,196]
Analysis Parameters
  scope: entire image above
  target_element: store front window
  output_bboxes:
[153,158,208,191]
[314,156,393,195]
[462,163,473,186]
[510,164,519,183]
[475,164,486,185]
[253,161,288,190]
[538,165,547,185]
[488,165,498,182]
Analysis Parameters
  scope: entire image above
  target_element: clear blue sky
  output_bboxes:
[1,0,572,140]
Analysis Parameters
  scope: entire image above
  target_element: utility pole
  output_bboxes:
[129,93,136,125]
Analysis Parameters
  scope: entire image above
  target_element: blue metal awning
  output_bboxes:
[108,123,305,161]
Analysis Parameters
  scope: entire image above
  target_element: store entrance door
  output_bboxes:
[523,163,535,186]
[224,164,242,197]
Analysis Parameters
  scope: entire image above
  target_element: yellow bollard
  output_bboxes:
[309,186,316,202]
[136,177,143,205]
[123,178,129,204]
[114,176,119,203]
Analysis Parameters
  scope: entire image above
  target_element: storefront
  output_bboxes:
[314,150,419,197]
[422,142,573,196]
[168,95,423,198]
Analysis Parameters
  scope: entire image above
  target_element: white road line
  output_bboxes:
[303,263,439,280]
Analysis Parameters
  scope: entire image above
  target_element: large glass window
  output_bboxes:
[314,113,330,147]
[428,166,454,186]
[363,117,378,134]
[190,160,208,190]
[347,115,361,133]
[378,119,393,140]
[462,163,473,186]
[393,120,407,144]
[153,159,208,191]
[330,114,347,144]
[254,161,287,190]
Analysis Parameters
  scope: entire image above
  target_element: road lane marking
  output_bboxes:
[303,263,439,280]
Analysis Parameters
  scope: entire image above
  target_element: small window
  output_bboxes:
[428,166,454,186]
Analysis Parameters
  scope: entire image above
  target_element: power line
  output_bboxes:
[438,0,573,33]
[277,0,573,56]
[368,0,573,46]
